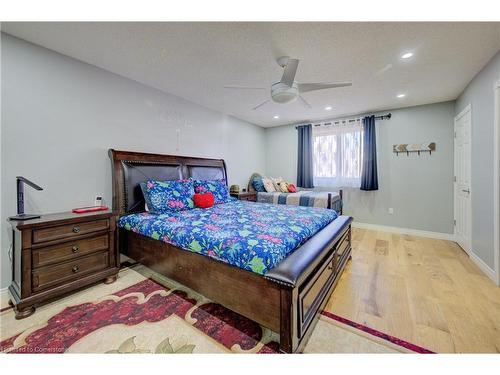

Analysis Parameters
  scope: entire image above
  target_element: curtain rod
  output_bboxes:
[295,113,391,129]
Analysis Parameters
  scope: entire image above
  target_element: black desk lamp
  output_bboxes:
[9,176,44,221]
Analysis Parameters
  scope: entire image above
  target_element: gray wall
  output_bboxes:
[0,34,266,288]
[455,51,500,270]
[266,101,456,234]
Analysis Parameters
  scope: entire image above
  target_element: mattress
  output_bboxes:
[256,190,341,211]
[118,200,337,275]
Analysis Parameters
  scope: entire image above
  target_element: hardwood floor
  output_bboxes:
[325,228,500,353]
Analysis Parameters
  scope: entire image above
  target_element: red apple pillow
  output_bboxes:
[193,192,215,209]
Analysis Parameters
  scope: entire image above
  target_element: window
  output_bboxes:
[312,119,363,188]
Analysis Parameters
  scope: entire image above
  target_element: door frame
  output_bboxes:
[494,80,500,285]
[454,103,472,255]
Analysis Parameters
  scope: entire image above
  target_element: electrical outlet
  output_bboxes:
[94,195,103,207]
[388,207,394,215]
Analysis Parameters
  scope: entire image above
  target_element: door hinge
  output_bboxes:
[454,219,456,226]
[454,176,457,182]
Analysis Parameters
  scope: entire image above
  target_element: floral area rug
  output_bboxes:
[0,265,431,354]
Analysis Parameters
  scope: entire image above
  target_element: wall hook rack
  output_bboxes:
[393,142,436,156]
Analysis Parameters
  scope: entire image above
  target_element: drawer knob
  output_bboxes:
[72,246,79,253]
[72,265,79,273]
[72,226,80,233]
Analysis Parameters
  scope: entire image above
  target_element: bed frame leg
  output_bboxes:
[279,288,295,353]
[279,287,299,353]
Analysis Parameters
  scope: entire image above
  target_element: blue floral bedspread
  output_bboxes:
[118,200,337,275]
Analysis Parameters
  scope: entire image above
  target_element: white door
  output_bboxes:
[454,105,472,254]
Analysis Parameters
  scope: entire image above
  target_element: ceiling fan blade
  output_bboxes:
[299,95,312,109]
[224,85,267,90]
[252,100,271,110]
[280,58,299,87]
[298,82,352,93]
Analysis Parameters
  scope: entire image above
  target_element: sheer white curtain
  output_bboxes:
[312,119,363,188]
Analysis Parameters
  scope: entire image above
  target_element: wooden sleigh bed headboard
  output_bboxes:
[108,149,227,216]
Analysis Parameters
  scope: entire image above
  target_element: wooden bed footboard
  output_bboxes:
[327,189,343,214]
[267,218,352,352]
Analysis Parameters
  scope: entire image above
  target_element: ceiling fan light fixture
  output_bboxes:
[401,52,414,59]
[397,93,406,98]
[271,82,299,104]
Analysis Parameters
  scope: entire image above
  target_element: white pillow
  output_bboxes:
[271,177,284,191]
[262,177,276,192]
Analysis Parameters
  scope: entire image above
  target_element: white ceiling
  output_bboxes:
[3,22,500,127]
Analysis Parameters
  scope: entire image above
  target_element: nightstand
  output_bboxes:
[7,210,119,319]
[230,191,257,202]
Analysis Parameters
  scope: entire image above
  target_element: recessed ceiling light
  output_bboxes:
[397,94,406,98]
[273,115,280,119]
[325,106,332,111]
[401,52,413,59]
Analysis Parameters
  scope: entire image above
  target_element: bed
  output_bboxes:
[109,149,352,353]
[248,173,343,214]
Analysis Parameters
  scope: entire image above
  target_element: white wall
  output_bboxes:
[266,101,456,234]
[0,34,266,288]
[2,31,496,290]
[455,51,500,271]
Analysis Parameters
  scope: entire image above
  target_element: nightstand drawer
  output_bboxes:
[32,251,110,292]
[32,234,109,268]
[33,219,109,244]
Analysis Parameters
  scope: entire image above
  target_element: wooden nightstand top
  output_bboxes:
[10,209,114,230]
[230,191,257,201]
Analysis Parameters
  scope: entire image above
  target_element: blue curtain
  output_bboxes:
[360,115,378,190]
[297,124,314,188]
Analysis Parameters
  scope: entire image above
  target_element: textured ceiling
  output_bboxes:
[3,22,500,127]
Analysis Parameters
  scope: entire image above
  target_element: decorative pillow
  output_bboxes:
[278,181,289,193]
[193,192,215,209]
[140,179,194,213]
[252,175,266,192]
[271,177,284,191]
[193,179,229,204]
[262,177,276,192]
[288,183,297,193]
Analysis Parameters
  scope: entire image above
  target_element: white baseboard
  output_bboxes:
[469,252,497,283]
[352,221,456,241]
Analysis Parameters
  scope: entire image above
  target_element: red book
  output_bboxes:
[72,206,109,214]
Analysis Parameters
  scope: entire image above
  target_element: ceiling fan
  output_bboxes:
[224,56,352,110]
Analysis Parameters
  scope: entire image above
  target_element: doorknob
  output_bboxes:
[462,189,470,194]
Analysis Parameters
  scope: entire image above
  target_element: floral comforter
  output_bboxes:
[118,200,337,275]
